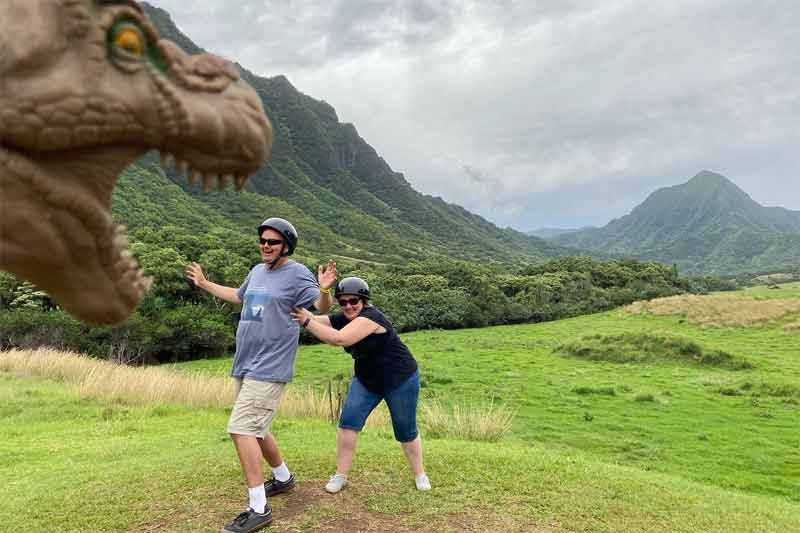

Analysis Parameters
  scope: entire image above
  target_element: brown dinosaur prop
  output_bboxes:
[0,0,272,324]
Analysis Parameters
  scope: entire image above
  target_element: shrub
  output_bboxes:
[556,333,753,370]
[0,310,84,352]
[0,305,234,364]
[573,386,616,396]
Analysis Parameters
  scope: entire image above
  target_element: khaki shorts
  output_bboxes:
[227,378,286,438]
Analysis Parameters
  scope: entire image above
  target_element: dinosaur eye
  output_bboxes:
[113,26,145,57]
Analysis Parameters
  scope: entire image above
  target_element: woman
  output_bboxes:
[291,276,431,493]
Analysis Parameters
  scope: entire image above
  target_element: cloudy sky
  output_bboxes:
[150,0,799,231]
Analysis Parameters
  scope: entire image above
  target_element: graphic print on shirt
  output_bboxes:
[241,289,271,322]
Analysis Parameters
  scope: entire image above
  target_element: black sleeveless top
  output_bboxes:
[329,306,418,394]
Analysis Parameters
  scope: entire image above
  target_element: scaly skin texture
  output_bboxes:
[0,0,272,324]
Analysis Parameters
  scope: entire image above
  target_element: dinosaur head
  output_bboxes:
[0,0,272,324]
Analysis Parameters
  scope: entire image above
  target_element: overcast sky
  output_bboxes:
[150,0,800,231]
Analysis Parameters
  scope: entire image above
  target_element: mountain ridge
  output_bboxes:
[553,170,800,274]
[134,3,579,267]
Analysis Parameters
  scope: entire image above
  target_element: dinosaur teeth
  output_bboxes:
[113,258,133,278]
[202,173,216,193]
[219,174,232,191]
[113,233,129,250]
[119,271,141,301]
[178,160,189,179]
[159,151,176,171]
[136,275,154,295]
[234,175,247,191]
[118,252,136,274]
[188,169,199,188]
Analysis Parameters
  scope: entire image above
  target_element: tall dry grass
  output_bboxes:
[624,294,800,328]
[1,349,513,439]
[1,347,231,407]
[0,348,365,418]
[783,320,800,332]
[421,398,515,442]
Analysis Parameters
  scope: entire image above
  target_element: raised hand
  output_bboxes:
[185,262,207,287]
[318,259,337,289]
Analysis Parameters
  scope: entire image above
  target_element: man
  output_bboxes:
[186,217,336,533]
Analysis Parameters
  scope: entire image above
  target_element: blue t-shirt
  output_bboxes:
[232,260,319,382]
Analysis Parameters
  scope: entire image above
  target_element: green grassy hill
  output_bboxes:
[3,284,797,531]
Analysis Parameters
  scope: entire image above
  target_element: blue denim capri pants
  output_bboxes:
[339,370,420,442]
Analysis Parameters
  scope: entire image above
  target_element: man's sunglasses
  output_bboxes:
[337,297,361,307]
[259,238,284,246]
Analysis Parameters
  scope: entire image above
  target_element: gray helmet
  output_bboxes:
[335,277,370,300]
[257,217,298,256]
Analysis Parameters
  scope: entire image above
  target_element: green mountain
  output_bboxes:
[553,170,800,275]
[130,3,573,268]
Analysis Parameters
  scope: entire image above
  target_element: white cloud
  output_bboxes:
[149,0,800,230]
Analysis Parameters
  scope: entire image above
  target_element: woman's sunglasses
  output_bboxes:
[337,297,361,307]
[259,238,284,246]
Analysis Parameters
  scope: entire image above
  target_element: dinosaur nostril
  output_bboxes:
[194,54,238,81]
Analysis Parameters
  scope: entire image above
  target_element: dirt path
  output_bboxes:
[132,479,549,532]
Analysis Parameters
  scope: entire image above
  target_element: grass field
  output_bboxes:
[2,374,799,532]
[2,283,799,531]
[176,283,800,502]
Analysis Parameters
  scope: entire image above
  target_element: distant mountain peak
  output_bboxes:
[690,170,729,182]
[685,170,746,193]
[553,170,800,274]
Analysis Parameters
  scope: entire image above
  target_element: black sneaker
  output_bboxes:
[221,507,273,533]
[264,474,295,497]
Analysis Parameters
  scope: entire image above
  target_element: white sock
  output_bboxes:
[272,462,291,482]
[248,485,267,514]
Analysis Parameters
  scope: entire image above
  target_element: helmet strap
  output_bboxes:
[268,243,287,269]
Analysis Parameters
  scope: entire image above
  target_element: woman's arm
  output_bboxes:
[311,315,331,327]
[291,308,377,347]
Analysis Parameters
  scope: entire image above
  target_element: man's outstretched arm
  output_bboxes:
[186,262,242,304]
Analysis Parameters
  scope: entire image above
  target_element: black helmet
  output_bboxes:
[257,217,298,256]
[335,277,370,300]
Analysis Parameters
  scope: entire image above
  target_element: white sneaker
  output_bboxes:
[415,474,431,491]
[325,473,347,494]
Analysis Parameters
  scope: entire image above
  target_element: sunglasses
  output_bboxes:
[337,297,361,307]
[259,238,284,247]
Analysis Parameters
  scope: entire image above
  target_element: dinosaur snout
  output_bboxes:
[152,40,272,182]
[189,53,240,87]
[158,40,238,93]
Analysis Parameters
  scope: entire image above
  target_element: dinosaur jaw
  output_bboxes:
[0,143,152,324]
[157,146,252,192]
[150,65,271,192]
